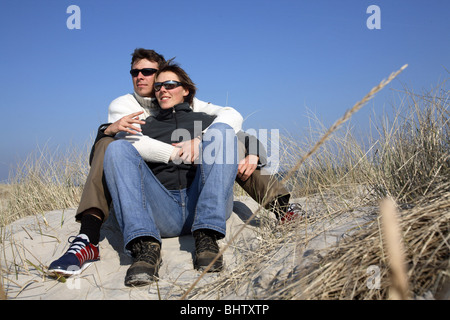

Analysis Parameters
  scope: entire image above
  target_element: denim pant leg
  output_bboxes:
[103,140,185,254]
[190,123,238,237]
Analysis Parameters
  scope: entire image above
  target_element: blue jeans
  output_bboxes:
[103,123,238,255]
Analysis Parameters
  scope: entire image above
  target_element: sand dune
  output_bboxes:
[1,197,376,300]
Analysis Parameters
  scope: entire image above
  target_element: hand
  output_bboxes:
[171,138,201,164]
[104,111,146,135]
[170,146,182,163]
[237,154,259,181]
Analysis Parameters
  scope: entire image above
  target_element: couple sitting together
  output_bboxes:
[48,49,304,287]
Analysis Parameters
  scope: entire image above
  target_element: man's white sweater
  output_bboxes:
[108,92,243,164]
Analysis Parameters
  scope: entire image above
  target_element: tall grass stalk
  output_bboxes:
[261,79,448,300]
[180,64,408,299]
[181,72,448,300]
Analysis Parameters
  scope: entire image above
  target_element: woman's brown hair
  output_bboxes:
[155,62,197,105]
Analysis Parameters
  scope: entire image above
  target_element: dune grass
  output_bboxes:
[0,69,448,299]
[0,143,91,227]
[183,74,449,300]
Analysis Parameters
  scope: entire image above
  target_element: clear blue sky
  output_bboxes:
[0,0,449,182]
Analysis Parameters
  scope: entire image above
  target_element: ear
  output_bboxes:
[182,87,189,98]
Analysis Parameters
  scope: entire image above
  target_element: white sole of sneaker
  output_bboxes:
[47,259,98,278]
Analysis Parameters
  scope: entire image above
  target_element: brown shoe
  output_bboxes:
[125,237,162,287]
[193,229,223,272]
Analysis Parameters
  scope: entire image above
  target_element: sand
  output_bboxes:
[1,197,376,300]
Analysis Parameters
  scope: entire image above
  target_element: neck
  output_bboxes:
[158,102,191,116]
[133,91,157,109]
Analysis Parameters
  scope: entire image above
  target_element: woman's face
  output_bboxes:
[155,71,189,109]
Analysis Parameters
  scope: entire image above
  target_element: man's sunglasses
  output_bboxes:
[154,80,184,92]
[129,68,158,77]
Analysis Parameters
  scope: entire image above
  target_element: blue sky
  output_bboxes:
[0,0,449,182]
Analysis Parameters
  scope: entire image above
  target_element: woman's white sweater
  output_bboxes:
[108,92,243,164]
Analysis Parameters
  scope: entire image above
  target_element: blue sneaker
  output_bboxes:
[48,234,100,277]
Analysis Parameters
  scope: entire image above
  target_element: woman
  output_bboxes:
[103,63,238,287]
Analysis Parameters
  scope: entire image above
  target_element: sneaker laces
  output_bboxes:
[132,239,161,265]
[287,203,304,214]
[66,234,98,263]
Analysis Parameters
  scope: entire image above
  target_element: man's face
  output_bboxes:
[131,59,159,97]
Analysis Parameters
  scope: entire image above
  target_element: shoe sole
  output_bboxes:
[47,259,99,278]
[194,257,223,272]
[125,273,159,287]
[195,264,223,272]
[124,260,162,287]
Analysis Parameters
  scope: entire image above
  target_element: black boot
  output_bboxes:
[125,237,162,287]
[193,229,223,272]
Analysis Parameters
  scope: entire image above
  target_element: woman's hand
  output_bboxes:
[237,154,259,181]
[171,137,201,164]
[104,111,145,136]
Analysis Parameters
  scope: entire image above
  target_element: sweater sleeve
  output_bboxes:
[107,94,175,164]
[88,96,136,165]
[191,98,243,133]
[119,133,175,164]
[108,94,140,123]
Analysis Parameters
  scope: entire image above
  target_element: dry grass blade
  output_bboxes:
[0,266,5,300]
[380,197,411,299]
[180,64,408,300]
[290,191,449,300]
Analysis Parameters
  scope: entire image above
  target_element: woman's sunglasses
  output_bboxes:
[154,80,183,92]
[129,68,158,77]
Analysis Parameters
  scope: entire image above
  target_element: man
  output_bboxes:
[48,48,303,278]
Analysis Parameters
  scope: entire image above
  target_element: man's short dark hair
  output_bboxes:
[131,48,166,68]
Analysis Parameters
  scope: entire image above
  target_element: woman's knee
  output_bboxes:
[104,140,135,163]
[203,122,236,144]
[207,122,233,133]
[202,123,238,164]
